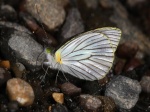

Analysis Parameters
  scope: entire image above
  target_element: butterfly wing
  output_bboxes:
[91,27,121,51]
[55,28,121,81]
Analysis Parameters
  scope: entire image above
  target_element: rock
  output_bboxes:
[11,62,26,78]
[61,8,84,41]
[123,58,142,72]
[0,60,10,69]
[140,75,150,93]
[51,103,68,112]
[0,22,45,71]
[61,82,81,96]
[83,0,98,9]
[24,0,66,30]
[0,67,11,87]
[0,5,17,21]
[6,78,35,106]
[80,94,102,112]
[52,93,64,104]
[99,0,114,8]
[116,41,139,59]
[8,101,19,112]
[97,96,116,112]
[105,75,141,109]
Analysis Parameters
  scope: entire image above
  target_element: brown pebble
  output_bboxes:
[114,59,126,75]
[6,78,34,106]
[123,58,142,72]
[140,75,150,93]
[52,93,64,104]
[116,41,139,59]
[11,62,26,78]
[61,82,81,96]
[97,96,116,112]
[80,94,102,112]
[0,60,10,69]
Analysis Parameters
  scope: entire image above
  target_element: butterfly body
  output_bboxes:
[45,27,121,81]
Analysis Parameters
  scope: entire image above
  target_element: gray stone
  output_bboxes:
[24,0,67,30]
[105,75,141,109]
[0,22,45,71]
[61,8,84,41]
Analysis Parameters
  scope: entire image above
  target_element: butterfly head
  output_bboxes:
[44,48,60,69]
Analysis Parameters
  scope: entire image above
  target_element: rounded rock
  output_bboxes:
[105,75,141,109]
[24,0,66,30]
[61,82,81,96]
[80,94,102,112]
[116,41,139,59]
[6,78,35,106]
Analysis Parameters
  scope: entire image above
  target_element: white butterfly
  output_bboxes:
[44,27,121,81]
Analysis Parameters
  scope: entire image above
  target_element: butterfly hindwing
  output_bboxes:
[56,30,118,80]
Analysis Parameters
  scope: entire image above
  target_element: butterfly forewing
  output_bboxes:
[92,27,121,51]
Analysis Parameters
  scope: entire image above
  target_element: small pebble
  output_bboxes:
[140,75,150,93]
[11,62,26,78]
[6,78,35,106]
[80,94,102,112]
[105,75,141,109]
[61,8,84,41]
[97,96,116,112]
[116,41,139,59]
[0,60,10,69]
[52,93,64,104]
[51,103,68,112]
[61,82,81,96]
[0,67,11,86]
[123,58,142,72]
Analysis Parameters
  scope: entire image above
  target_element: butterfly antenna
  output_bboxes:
[55,68,60,84]
[36,48,45,67]
[40,65,50,83]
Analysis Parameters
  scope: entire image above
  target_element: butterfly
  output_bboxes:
[44,27,121,81]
